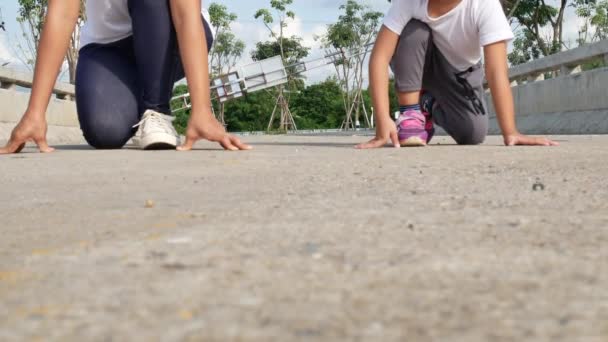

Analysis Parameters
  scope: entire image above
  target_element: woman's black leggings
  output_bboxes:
[75,0,213,149]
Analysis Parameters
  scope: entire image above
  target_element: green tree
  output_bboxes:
[573,0,608,44]
[254,0,309,131]
[502,0,525,20]
[171,84,191,135]
[251,37,310,76]
[291,78,345,129]
[16,0,86,84]
[572,0,608,70]
[254,0,296,66]
[507,0,570,65]
[223,91,276,132]
[208,3,245,126]
[323,0,382,129]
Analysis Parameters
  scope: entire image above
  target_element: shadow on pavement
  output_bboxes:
[250,142,358,148]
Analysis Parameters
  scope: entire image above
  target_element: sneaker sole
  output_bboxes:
[144,142,178,150]
[139,133,180,150]
[399,136,427,147]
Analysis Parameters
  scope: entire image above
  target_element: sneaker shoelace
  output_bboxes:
[396,111,425,128]
[133,112,176,135]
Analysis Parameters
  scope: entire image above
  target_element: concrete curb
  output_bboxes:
[0,89,79,127]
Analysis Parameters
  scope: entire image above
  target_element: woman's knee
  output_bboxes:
[76,57,139,149]
[80,120,134,149]
[454,132,487,145]
[76,97,138,149]
[394,20,431,59]
[450,118,488,145]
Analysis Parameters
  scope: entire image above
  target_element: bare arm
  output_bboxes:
[484,41,558,146]
[356,26,401,149]
[169,0,250,151]
[0,0,80,154]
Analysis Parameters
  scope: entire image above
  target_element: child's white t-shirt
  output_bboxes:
[80,0,215,48]
[383,0,513,70]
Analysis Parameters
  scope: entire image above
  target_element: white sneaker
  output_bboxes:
[132,110,180,150]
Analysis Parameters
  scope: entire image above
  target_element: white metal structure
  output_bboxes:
[170,44,374,130]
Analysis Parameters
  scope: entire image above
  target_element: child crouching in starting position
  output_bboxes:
[357,0,558,149]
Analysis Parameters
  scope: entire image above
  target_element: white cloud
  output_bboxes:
[229,20,267,64]
[227,15,336,84]
[279,16,327,49]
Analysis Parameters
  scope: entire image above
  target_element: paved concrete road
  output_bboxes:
[1,135,607,341]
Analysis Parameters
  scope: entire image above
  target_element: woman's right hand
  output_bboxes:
[355,117,400,149]
[0,114,54,154]
[178,112,251,151]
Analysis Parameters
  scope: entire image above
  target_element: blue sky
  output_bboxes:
[0,0,582,82]
[0,0,391,80]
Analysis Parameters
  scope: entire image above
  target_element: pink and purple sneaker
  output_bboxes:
[396,110,434,146]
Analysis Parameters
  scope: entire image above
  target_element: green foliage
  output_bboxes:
[17,0,46,31]
[208,2,245,77]
[170,84,190,135]
[290,78,345,129]
[321,1,382,129]
[251,37,310,73]
[254,9,275,25]
[573,0,608,44]
[325,1,383,51]
[508,0,608,66]
[169,1,412,132]
[387,78,400,117]
[255,0,295,25]
[508,0,564,65]
[223,91,277,132]
[210,30,245,79]
[254,0,305,65]
[581,56,607,70]
[16,0,85,82]
[509,30,545,65]
[16,0,48,66]
[208,3,237,30]
[170,77,405,133]
[254,0,310,130]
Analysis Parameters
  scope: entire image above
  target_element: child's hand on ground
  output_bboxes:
[504,133,559,147]
[178,113,252,151]
[0,114,54,154]
[356,117,400,149]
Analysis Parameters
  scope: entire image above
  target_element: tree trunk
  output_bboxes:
[66,27,80,84]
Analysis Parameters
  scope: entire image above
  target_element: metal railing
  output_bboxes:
[0,67,75,101]
[507,39,608,85]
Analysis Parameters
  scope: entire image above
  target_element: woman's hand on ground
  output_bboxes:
[178,114,252,151]
[504,133,559,147]
[0,115,54,154]
[355,118,400,149]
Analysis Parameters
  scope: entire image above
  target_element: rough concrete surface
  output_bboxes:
[0,134,607,342]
